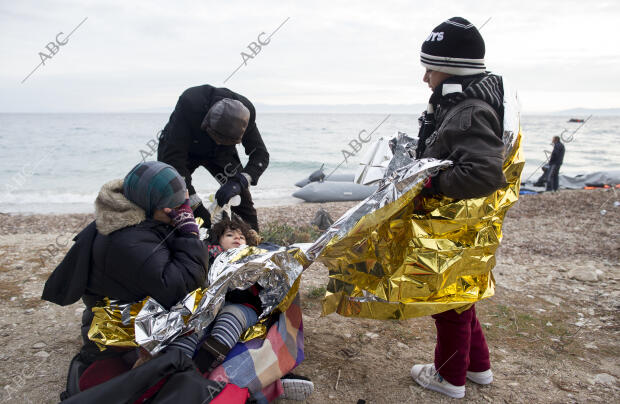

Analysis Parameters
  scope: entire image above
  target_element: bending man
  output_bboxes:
[158,84,270,230]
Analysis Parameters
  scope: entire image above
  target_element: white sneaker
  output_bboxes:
[280,377,314,401]
[411,363,465,399]
[466,369,493,385]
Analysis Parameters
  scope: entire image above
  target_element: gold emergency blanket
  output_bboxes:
[316,86,524,319]
[319,133,523,319]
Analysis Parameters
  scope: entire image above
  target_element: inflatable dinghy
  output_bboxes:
[294,167,354,188]
[292,136,397,203]
[292,181,377,202]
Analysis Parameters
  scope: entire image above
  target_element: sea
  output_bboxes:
[1,113,618,214]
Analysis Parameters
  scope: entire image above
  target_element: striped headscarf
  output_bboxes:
[122,161,186,217]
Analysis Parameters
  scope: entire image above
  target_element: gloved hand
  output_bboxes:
[215,173,248,207]
[193,203,212,229]
[166,199,199,235]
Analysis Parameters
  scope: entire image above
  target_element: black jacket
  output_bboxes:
[43,219,208,361]
[158,85,270,192]
[421,98,506,199]
[549,141,565,166]
[43,178,209,362]
[80,220,207,358]
[87,220,207,309]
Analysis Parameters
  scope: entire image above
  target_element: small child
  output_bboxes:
[207,218,263,317]
[410,17,506,399]
[174,218,314,400]
[206,217,260,262]
[188,218,262,373]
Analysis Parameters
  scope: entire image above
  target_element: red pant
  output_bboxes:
[431,304,490,386]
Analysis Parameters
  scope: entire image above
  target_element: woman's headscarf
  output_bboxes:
[122,161,187,217]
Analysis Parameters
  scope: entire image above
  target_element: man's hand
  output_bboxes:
[215,173,248,207]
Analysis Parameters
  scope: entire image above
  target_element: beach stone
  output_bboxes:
[584,342,597,350]
[568,268,599,282]
[575,319,586,327]
[33,351,49,358]
[542,295,562,305]
[396,342,409,349]
[593,373,616,386]
[365,332,379,339]
[32,342,46,349]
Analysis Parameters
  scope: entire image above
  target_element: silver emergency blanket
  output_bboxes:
[134,245,304,354]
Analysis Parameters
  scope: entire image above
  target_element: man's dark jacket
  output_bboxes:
[549,141,565,166]
[420,98,506,199]
[158,85,270,194]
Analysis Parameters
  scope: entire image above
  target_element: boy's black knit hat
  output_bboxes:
[420,17,485,76]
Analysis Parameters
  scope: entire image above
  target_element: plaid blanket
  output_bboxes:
[207,294,304,403]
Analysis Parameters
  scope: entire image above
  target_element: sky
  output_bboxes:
[1,0,619,113]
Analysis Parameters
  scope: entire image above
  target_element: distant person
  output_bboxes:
[158,85,270,231]
[546,135,565,191]
[411,17,507,398]
[533,164,548,187]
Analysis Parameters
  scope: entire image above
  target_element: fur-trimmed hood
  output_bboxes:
[95,179,146,235]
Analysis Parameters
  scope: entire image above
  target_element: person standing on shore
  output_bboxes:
[411,17,507,398]
[158,85,270,231]
[546,135,565,192]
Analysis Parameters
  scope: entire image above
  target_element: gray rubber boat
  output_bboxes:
[293,165,376,202]
[292,181,377,202]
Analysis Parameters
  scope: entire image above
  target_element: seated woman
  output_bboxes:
[43,161,208,392]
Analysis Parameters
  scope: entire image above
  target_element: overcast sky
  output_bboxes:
[1,0,619,113]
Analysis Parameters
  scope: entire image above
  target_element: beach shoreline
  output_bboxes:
[0,189,618,402]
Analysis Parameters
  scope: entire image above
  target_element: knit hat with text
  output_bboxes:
[420,17,485,76]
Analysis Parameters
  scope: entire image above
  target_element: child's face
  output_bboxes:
[423,68,452,91]
[219,228,246,250]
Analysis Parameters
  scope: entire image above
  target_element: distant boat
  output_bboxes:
[293,167,375,202]
[292,135,395,203]
[568,118,585,123]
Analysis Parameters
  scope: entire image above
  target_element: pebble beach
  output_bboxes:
[0,189,618,403]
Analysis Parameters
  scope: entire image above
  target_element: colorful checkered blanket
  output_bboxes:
[207,294,304,403]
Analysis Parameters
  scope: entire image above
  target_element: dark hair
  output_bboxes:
[209,218,257,246]
[553,136,560,142]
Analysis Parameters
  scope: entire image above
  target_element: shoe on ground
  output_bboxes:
[466,369,493,385]
[280,373,314,401]
[411,363,465,399]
